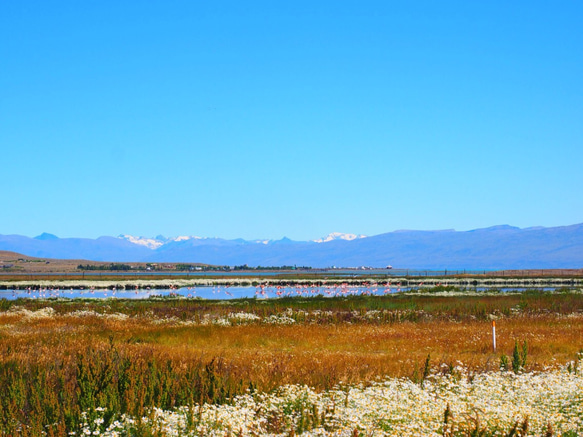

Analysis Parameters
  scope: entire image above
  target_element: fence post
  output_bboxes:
[492,320,496,352]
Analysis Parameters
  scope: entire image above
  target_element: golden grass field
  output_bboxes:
[1,290,583,435]
[3,308,582,387]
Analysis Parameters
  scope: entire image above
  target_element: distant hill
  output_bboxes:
[0,250,35,261]
[1,224,582,269]
[0,234,151,262]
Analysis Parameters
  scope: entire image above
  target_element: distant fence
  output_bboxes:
[1,268,582,280]
[313,268,583,278]
[387,269,583,277]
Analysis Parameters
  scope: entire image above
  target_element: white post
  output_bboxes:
[492,320,496,352]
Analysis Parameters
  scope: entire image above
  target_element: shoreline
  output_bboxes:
[1,275,582,290]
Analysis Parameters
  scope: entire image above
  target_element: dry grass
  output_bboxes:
[3,314,582,384]
[0,292,582,434]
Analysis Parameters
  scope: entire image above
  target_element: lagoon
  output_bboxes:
[0,283,573,300]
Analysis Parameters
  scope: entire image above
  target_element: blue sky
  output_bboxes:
[2,1,582,241]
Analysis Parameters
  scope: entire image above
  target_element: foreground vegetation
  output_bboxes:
[77,364,583,436]
[0,290,582,435]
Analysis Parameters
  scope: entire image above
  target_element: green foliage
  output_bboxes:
[0,299,11,311]
[500,354,509,371]
[442,403,453,436]
[511,340,528,373]
[0,343,249,435]
[77,263,133,271]
[421,354,431,388]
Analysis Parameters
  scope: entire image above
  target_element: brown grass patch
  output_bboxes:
[1,293,582,434]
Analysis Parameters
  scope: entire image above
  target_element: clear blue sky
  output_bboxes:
[2,1,582,241]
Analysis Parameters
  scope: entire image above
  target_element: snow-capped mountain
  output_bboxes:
[117,234,205,250]
[119,232,368,248]
[118,235,165,250]
[312,232,367,243]
[2,224,583,269]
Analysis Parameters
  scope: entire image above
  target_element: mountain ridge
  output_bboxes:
[1,224,582,269]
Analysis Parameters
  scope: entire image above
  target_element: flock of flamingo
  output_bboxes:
[0,281,429,300]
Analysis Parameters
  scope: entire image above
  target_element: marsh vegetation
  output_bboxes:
[0,290,582,435]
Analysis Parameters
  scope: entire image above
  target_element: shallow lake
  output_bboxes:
[0,284,563,300]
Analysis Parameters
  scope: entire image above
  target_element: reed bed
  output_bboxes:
[0,291,582,435]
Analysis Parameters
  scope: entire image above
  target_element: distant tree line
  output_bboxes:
[77,263,133,271]
[175,264,200,271]
[76,263,313,272]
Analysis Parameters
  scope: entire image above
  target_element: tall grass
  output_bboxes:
[0,291,582,435]
[0,340,249,435]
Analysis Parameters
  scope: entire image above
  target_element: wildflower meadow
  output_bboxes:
[0,288,582,435]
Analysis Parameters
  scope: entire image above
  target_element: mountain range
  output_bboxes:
[1,224,582,269]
